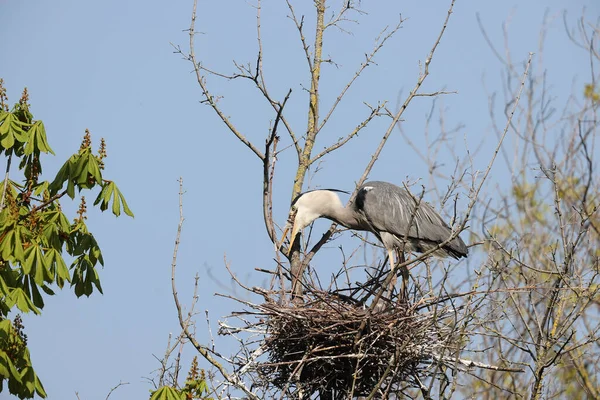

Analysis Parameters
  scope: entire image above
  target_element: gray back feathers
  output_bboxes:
[354,181,468,258]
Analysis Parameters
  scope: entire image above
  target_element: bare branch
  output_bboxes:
[186,0,265,160]
[170,176,258,399]
[459,52,534,231]
[105,381,130,400]
[263,89,292,244]
[285,1,313,73]
[310,102,387,163]
[317,18,405,134]
[413,90,458,97]
[29,189,68,214]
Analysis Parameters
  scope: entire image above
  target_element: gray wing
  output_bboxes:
[354,181,467,258]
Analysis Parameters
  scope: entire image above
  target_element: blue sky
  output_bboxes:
[0,0,597,398]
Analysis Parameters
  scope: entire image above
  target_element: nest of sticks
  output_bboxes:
[219,262,525,398]
[251,286,459,398]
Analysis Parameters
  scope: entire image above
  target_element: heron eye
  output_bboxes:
[287,207,297,224]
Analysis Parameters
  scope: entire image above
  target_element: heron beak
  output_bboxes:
[278,224,290,251]
[287,219,300,256]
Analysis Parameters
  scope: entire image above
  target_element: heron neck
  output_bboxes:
[326,203,360,229]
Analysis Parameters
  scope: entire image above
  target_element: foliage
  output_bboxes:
[0,80,133,398]
[584,83,600,103]
[477,174,600,398]
[150,357,214,400]
[462,17,600,397]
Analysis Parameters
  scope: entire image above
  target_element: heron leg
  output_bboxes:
[387,249,398,295]
[388,249,396,271]
[398,251,408,301]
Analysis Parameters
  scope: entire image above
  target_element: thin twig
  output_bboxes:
[29,189,68,214]
[105,381,130,400]
[263,89,292,244]
[187,0,265,160]
[317,18,405,134]
[170,176,258,399]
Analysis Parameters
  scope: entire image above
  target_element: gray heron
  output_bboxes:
[280,181,468,294]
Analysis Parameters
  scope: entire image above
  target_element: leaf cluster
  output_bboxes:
[150,358,214,400]
[0,83,133,398]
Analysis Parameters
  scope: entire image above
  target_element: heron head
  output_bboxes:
[279,190,344,255]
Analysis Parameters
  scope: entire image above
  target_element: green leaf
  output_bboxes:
[0,111,30,159]
[40,284,55,296]
[67,179,75,199]
[71,151,87,179]
[0,319,11,339]
[89,239,104,267]
[1,127,14,149]
[24,121,54,155]
[0,208,8,228]
[150,386,185,400]
[6,288,41,314]
[72,270,83,297]
[32,180,50,197]
[0,113,26,150]
[0,275,9,297]
[0,230,15,262]
[0,109,9,134]
[48,154,76,196]
[88,264,103,294]
[0,351,21,383]
[85,153,102,185]
[13,227,25,263]
[58,211,71,232]
[23,245,48,285]
[71,149,102,189]
[75,162,89,186]
[44,248,70,288]
[198,380,209,394]
[28,276,46,309]
[0,352,10,379]
[115,185,134,217]
[20,367,36,397]
[93,181,134,217]
[34,371,47,398]
[71,255,99,297]
[93,181,115,211]
[112,190,121,216]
